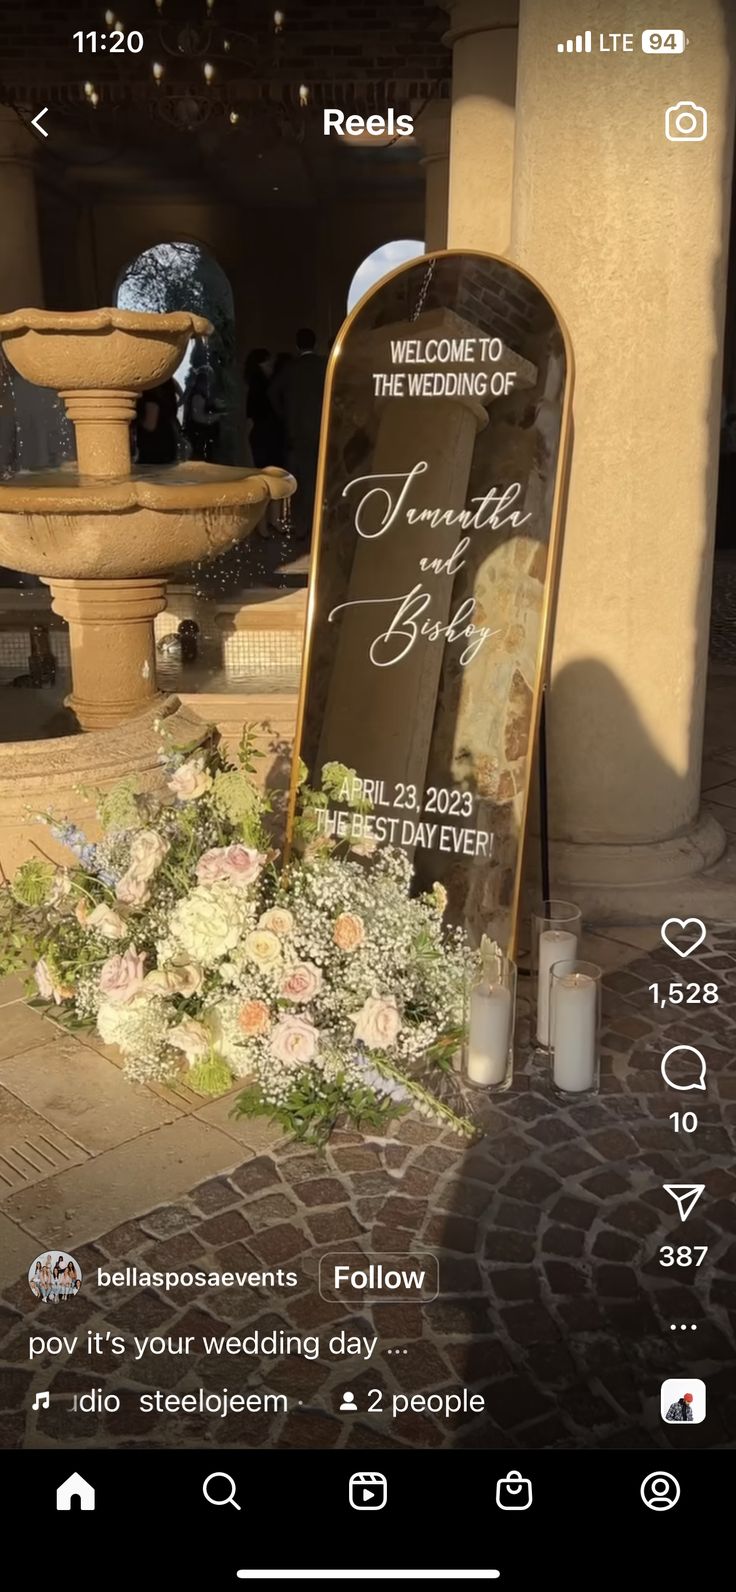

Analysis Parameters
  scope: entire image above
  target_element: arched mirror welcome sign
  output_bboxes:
[287,250,573,959]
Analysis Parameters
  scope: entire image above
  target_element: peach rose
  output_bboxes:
[280,962,322,1004]
[334,912,366,952]
[258,907,295,938]
[238,999,271,1037]
[269,1014,318,1068]
[352,994,401,1051]
[99,945,146,1005]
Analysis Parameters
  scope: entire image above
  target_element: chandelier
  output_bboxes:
[84,3,314,136]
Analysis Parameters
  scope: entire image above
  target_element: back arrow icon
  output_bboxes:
[31,109,49,138]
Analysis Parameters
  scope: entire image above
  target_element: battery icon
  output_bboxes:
[642,28,688,53]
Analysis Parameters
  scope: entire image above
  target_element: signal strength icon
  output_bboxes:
[558,31,593,53]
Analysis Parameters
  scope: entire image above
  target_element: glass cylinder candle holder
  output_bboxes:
[462,951,516,1093]
[548,959,601,1100]
[532,900,583,1051]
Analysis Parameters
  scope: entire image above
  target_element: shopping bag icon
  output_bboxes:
[496,1470,532,1510]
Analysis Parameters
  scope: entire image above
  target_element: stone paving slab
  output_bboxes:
[193,1089,287,1154]
[0,1004,63,1064]
[0,1086,88,1195]
[1,1118,247,1247]
[0,1035,182,1157]
[0,1213,39,1289]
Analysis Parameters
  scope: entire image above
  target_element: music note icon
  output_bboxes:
[32,1391,50,1410]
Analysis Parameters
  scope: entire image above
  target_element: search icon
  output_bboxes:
[203,1472,241,1510]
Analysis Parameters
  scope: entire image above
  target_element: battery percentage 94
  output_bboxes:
[642,29,688,53]
[649,981,719,1008]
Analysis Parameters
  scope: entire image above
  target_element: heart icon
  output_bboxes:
[660,918,707,958]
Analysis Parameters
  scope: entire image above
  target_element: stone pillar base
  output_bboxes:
[47,576,167,731]
[550,810,728,924]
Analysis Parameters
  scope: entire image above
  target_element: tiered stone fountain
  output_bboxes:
[0,307,295,869]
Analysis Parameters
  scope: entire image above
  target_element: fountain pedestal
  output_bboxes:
[0,307,296,733]
[47,577,167,729]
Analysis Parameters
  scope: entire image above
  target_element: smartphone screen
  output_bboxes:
[0,2,733,1585]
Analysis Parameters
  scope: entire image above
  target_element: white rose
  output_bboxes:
[168,756,211,801]
[48,870,72,906]
[115,864,151,907]
[85,903,127,940]
[244,928,282,971]
[129,829,169,879]
[144,960,203,998]
[258,907,295,937]
[169,883,245,964]
[169,1017,211,1063]
[352,994,402,1051]
[269,1014,318,1068]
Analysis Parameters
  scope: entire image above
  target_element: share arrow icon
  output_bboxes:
[663,1184,705,1222]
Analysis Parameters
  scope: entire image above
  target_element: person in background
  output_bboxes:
[184,365,222,462]
[135,378,181,466]
[244,347,285,468]
[269,328,327,542]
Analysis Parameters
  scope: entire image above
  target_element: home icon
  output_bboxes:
[56,1472,95,1511]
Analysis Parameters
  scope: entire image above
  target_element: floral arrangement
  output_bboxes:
[0,722,478,1143]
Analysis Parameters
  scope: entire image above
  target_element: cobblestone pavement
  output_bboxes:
[1,930,735,1453]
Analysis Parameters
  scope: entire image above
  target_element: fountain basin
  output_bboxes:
[0,463,296,579]
[0,306,212,391]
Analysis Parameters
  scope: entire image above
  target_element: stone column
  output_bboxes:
[511,0,736,916]
[0,108,43,312]
[416,100,450,251]
[47,578,167,731]
[442,0,519,254]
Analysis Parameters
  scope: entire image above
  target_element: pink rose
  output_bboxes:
[352,994,401,1051]
[269,1014,318,1068]
[99,945,146,1005]
[195,844,265,889]
[258,907,294,937]
[280,962,322,1004]
[34,958,70,1005]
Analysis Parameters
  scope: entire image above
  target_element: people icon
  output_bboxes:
[339,1391,358,1412]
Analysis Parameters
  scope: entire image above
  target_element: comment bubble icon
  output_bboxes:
[660,1044,707,1091]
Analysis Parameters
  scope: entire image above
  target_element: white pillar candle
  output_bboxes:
[467,982,512,1085]
[551,972,597,1093]
[536,928,578,1045]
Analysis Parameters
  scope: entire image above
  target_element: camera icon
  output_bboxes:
[665,101,708,142]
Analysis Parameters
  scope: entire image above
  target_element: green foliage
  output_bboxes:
[233,1071,405,1147]
[211,769,268,845]
[187,1053,235,1096]
[10,859,56,909]
[96,779,145,835]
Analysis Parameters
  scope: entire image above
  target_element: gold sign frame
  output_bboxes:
[286,248,574,961]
